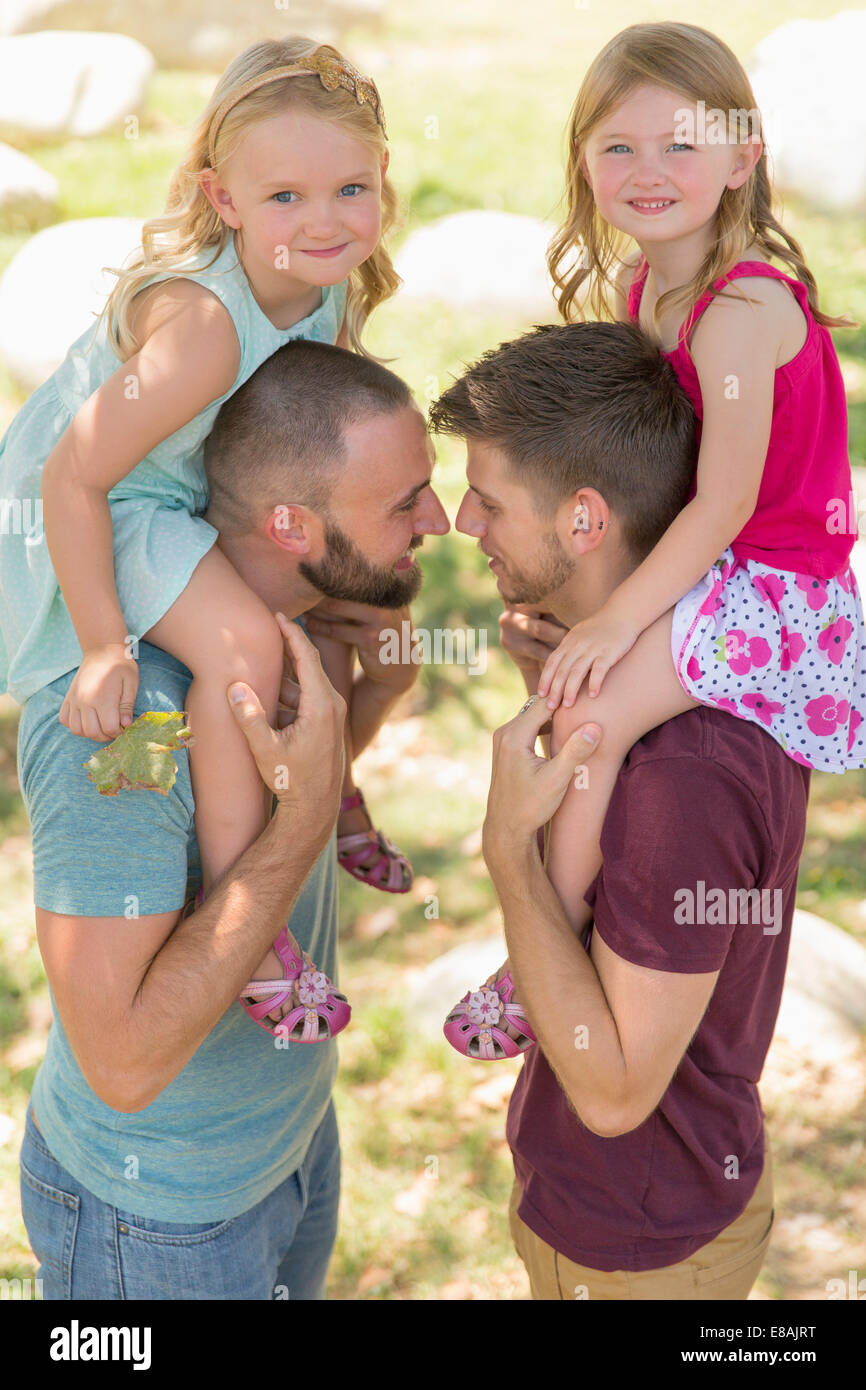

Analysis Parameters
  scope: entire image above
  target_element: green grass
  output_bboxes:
[1,0,864,1301]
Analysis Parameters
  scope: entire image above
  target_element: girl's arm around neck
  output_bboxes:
[41,278,241,653]
[606,285,781,636]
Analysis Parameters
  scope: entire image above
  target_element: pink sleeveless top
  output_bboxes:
[628,257,855,580]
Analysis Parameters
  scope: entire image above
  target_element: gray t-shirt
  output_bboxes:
[20,642,339,1220]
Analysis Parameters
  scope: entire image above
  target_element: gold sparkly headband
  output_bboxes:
[208,53,388,166]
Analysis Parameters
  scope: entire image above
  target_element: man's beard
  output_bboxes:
[299,519,424,607]
[496,530,575,605]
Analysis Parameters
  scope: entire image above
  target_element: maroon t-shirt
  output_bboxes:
[506,705,810,1272]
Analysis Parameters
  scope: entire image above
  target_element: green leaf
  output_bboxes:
[83,711,194,796]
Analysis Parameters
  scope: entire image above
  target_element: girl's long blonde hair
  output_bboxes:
[96,36,401,361]
[548,21,855,342]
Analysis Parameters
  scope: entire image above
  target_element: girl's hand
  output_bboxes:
[537,607,639,710]
[498,604,569,676]
[59,643,139,741]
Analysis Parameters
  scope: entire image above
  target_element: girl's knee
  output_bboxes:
[199,605,284,695]
[233,609,285,690]
[551,684,638,762]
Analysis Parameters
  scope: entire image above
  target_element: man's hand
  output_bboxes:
[303,597,418,698]
[498,604,569,681]
[482,694,601,877]
[227,614,346,832]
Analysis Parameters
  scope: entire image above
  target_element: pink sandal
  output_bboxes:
[443,971,537,1060]
[337,789,413,894]
[239,928,351,1042]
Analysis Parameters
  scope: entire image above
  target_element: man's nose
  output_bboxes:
[455,492,484,538]
[414,489,450,536]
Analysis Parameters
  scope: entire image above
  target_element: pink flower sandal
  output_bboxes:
[337,789,413,894]
[239,928,351,1042]
[443,970,537,1060]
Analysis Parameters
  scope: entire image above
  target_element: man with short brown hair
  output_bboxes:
[431,322,807,1299]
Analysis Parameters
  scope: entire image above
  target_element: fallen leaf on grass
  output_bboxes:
[470,1071,519,1110]
[393,1173,435,1217]
[357,1265,393,1294]
[353,907,398,941]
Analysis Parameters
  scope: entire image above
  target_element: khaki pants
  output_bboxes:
[509,1150,774,1300]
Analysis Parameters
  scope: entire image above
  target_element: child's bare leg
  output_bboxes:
[312,624,412,889]
[311,629,359,819]
[493,609,700,1041]
[142,548,301,1013]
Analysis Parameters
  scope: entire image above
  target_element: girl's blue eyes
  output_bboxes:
[272,183,366,203]
[605,144,693,154]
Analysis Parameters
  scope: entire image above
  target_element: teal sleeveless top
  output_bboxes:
[0,231,348,703]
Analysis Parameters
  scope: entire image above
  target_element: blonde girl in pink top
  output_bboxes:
[446,20,865,1062]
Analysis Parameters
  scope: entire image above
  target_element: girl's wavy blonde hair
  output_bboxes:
[95,36,401,361]
[548,21,855,344]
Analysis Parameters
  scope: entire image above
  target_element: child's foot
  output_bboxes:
[443,961,537,1060]
[239,929,351,1042]
[190,888,350,1040]
[244,943,296,1024]
[337,788,413,893]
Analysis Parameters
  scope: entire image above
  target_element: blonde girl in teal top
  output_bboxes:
[0,38,411,1038]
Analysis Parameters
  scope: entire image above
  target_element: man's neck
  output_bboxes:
[211,526,315,621]
[546,550,636,629]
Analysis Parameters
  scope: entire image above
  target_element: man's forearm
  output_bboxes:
[349,674,411,758]
[494,843,629,1132]
[121,806,332,1108]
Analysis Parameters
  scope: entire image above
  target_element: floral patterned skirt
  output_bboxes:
[672,547,866,772]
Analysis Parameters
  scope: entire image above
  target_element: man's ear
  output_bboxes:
[566,488,610,551]
[265,503,318,554]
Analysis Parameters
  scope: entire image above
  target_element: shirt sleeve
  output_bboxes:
[585,754,772,974]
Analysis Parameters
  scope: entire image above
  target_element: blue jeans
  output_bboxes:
[19,1101,340,1300]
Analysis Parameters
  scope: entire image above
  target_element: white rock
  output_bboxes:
[2,1,384,70]
[409,908,866,1060]
[0,31,154,142]
[749,11,866,211]
[775,908,866,1061]
[0,140,58,230]
[408,938,506,1038]
[0,217,144,393]
[395,210,581,319]
[0,2,48,35]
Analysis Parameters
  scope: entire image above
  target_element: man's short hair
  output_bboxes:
[427,322,697,561]
[203,339,414,532]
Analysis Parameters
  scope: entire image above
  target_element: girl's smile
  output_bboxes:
[299,243,351,257]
